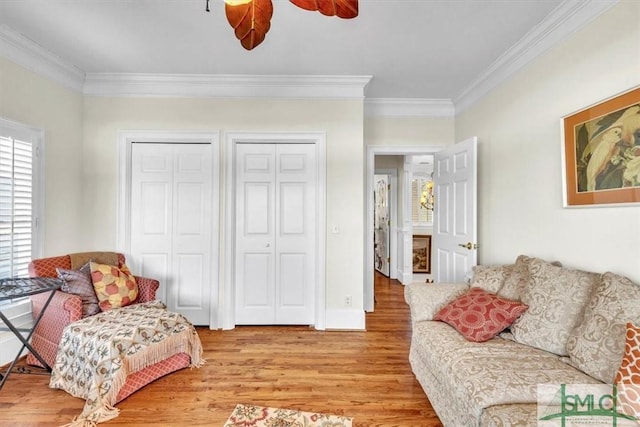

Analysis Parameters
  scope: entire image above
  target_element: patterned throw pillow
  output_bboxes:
[434,287,528,343]
[56,262,101,317]
[615,323,640,419]
[567,272,640,383]
[497,255,562,302]
[90,261,138,311]
[470,264,515,293]
[510,259,600,356]
[497,255,534,301]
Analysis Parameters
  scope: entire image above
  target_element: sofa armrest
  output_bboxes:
[135,276,159,302]
[31,290,83,323]
[405,282,469,323]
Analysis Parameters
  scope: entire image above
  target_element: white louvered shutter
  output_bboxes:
[0,133,35,279]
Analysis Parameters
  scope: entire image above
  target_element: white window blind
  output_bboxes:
[411,177,433,225]
[0,119,42,280]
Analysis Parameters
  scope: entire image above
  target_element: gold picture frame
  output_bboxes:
[562,86,640,207]
[412,235,431,274]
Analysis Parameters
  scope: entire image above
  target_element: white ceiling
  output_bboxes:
[0,0,582,100]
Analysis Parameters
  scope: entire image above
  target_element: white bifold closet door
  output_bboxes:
[130,142,213,325]
[235,143,316,325]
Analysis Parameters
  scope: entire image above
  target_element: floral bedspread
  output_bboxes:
[50,300,204,426]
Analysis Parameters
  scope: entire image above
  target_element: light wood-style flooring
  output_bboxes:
[0,272,442,426]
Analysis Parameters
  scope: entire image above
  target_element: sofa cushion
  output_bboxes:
[510,259,600,356]
[568,272,640,383]
[90,262,139,311]
[56,262,101,317]
[434,287,528,342]
[496,255,534,301]
[70,251,119,270]
[497,255,562,302]
[470,264,515,293]
[410,321,600,425]
[479,404,538,427]
[615,322,640,419]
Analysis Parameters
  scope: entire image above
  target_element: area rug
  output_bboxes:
[224,403,353,427]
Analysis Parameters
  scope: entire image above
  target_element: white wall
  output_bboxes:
[81,96,365,324]
[0,58,85,255]
[0,58,84,365]
[455,1,640,282]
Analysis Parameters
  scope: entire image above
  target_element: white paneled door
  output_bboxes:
[131,143,213,325]
[433,137,478,283]
[235,143,316,325]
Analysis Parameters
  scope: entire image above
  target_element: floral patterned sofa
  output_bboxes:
[405,255,640,426]
[27,251,194,402]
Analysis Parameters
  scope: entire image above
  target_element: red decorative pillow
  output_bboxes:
[615,323,640,418]
[434,287,528,342]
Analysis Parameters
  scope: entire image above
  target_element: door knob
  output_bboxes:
[266,243,271,248]
[458,242,478,250]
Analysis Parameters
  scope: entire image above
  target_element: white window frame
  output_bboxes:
[0,117,44,283]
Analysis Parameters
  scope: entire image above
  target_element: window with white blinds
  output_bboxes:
[411,176,433,225]
[0,119,43,280]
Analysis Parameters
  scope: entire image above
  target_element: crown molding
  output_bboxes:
[83,73,372,99]
[0,0,619,110]
[364,98,454,118]
[454,0,619,113]
[0,25,85,93]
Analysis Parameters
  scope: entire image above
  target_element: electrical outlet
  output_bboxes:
[345,295,352,306]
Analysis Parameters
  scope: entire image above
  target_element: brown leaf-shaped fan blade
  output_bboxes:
[226,0,274,50]
[289,0,358,19]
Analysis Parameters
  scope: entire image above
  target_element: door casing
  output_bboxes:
[223,131,327,330]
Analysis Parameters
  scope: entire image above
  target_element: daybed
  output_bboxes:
[27,252,201,403]
[405,255,640,426]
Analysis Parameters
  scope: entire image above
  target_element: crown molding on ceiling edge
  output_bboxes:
[364,98,454,118]
[454,0,619,114]
[0,0,619,115]
[83,73,372,99]
[0,25,85,93]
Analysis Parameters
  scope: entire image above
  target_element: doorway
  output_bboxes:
[365,140,478,312]
[365,145,444,312]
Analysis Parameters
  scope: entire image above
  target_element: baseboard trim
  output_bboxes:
[324,309,366,330]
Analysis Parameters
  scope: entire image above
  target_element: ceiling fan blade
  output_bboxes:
[290,0,358,19]
[225,0,274,50]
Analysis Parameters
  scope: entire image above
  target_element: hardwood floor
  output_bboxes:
[0,272,442,426]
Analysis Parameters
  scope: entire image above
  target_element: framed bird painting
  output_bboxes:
[562,86,640,207]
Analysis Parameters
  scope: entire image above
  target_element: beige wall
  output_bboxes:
[82,97,364,313]
[366,117,454,228]
[365,116,454,146]
[455,1,640,282]
[0,58,84,255]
